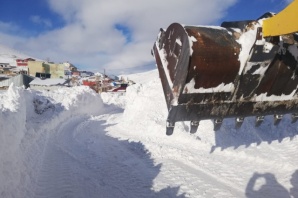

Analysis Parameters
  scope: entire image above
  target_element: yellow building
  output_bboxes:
[28,61,65,79]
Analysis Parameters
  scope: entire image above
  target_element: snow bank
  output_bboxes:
[121,79,168,132]
[0,44,40,66]
[101,69,159,109]
[111,77,216,162]
[0,85,104,197]
[112,74,213,142]
[120,69,159,84]
[0,85,28,197]
[101,92,126,109]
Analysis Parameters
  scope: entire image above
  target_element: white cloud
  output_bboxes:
[0,21,20,33]
[30,15,52,28]
[2,0,237,74]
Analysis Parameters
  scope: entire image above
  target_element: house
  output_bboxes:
[81,75,109,93]
[0,63,10,68]
[108,83,128,92]
[28,61,65,79]
[108,83,129,92]
[0,63,11,74]
[80,71,94,77]
[16,58,35,66]
[63,62,77,72]
[82,79,100,92]
[15,58,35,74]
[71,71,80,77]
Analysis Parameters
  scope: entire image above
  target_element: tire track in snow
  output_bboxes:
[33,140,81,198]
[33,115,129,198]
[33,117,89,198]
[153,159,243,198]
[147,126,298,197]
[33,114,180,198]
[70,116,169,197]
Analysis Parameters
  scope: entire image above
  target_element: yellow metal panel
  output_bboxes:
[263,0,298,37]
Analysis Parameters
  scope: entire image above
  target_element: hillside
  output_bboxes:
[0,44,35,66]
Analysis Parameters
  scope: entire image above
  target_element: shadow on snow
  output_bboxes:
[84,116,186,198]
[245,170,298,198]
[210,114,298,152]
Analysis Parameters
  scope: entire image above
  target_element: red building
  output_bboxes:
[16,58,35,66]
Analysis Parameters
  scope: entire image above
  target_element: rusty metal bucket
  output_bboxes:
[152,19,298,135]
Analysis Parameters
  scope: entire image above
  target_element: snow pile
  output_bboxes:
[120,79,168,132]
[111,76,216,161]
[236,22,261,75]
[29,78,67,86]
[0,84,22,112]
[0,85,104,197]
[101,69,160,109]
[40,86,104,114]
[101,92,126,109]
[0,85,28,197]
[120,69,159,84]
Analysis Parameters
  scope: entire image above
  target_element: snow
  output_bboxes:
[184,78,235,93]
[244,61,271,75]
[156,42,173,87]
[1,69,298,198]
[176,38,182,46]
[236,23,261,75]
[188,36,197,55]
[185,25,227,30]
[0,44,39,66]
[255,89,297,102]
[120,69,158,84]
[29,78,67,86]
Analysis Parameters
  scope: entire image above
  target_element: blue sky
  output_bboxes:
[0,0,63,36]
[222,0,291,21]
[0,0,292,75]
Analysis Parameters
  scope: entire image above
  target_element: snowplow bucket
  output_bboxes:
[152,18,298,135]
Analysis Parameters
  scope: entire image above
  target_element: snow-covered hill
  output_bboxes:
[0,44,39,66]
[119,69,159,84]
[0,69,298,198]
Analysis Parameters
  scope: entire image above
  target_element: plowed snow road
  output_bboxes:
[32,112,297,198]
[33,114,170,198]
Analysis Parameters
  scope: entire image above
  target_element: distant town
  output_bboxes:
[0,57,134,92]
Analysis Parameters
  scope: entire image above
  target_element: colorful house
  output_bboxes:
[28,61,65,79]
[16,58,35,66]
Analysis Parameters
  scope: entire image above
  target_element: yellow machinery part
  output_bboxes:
[263,0,298,37]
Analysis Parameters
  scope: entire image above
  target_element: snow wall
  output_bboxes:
[0,85,104,197]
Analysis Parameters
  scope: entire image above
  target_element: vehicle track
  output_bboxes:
[33,115,180,198]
